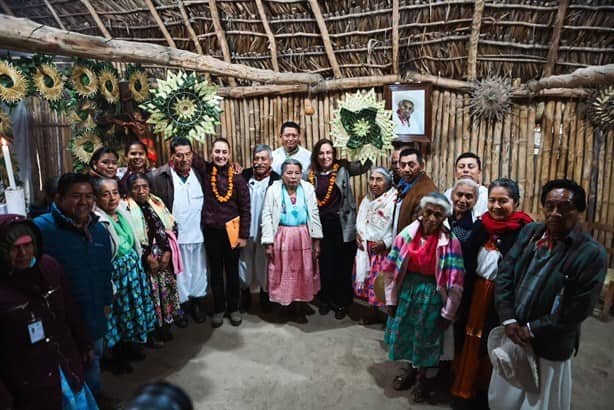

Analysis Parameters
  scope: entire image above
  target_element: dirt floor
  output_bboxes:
[102,303,614,410]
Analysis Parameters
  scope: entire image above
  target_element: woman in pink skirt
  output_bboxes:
[261,158,323,322]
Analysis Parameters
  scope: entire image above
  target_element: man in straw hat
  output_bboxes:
[490,179,606,410]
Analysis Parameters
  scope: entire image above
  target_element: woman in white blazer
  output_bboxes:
[261,158,323,322]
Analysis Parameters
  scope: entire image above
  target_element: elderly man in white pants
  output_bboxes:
[239,144,280,312]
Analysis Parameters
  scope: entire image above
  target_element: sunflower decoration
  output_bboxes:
[587,86,614,132]
[69,131,102,171]
[331,89,394,164]
[140,70,223,141]
[32,63,64,102]
[98,65,120,104]
[0,59,27,105]
[126,65,150,102]
[0,109,12,137]
[70,63,98,98]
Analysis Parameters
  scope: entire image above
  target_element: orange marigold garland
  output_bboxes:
[211,165,234,203]
[308,163,340,207]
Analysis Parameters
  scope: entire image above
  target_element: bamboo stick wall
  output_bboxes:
[27,87,613,265]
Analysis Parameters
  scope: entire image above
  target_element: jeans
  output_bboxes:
[84,338,103,395]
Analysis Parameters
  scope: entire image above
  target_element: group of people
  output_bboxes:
[0,119,607,410]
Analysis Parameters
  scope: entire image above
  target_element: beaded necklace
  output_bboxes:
[211,165,234,203]
[308,163,340,207]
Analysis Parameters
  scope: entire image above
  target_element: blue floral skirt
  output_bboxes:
[105,248,157,347]
[384,272,443,368]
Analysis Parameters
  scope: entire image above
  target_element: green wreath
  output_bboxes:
[139,71,223,141]
[69,131,102,172]
[331,89,394,164]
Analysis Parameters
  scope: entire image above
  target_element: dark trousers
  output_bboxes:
[318,216,357,310]
[204,227,240,314]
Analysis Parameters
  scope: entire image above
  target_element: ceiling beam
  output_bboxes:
[144,0,177,48]
[0,15,322,85]
[391,0,399,75]
[544,0,569,77]
[306,0,342,78]
[0,0,14,16]
[255,0,279,72]
[528,63,614,92]
[79,0,112,39]
[207,0,236,86]
[177,0,203,54]
[43,0,66,30]
[466,0,485,80]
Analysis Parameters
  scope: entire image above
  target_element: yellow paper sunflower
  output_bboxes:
[0,60,27,104]
[0,109,12,136]
[70,65,98,98]
[33,63,64,101]
[70,132,102,164]
[98,68,119,104]
[128,70,150,102]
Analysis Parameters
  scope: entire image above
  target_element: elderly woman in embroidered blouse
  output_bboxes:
[123,173,183,345]
[307,138,370,320]
[381,192,464,403]
[262,158,322,323]
[353,167,397,320]
[93,178,156,374]
[198,138,250,329]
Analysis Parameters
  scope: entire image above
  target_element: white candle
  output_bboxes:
[1,138,16,189]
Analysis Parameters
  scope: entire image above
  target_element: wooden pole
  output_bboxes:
[144,0,177,48]
[43,0,66,30]
[392,0,400,75]
[177,0,204,54]
[79,0,112,40]
[207,0,237,86]
[587,128,605,223]
[544,0,568,77]
[0,15,322,85]
[0,0,14,16]
[307,0,342,78]
[528,64,614,92]
[255,0,280,72]
[467,0,485,81]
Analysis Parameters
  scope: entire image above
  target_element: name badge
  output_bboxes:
[28,320,45,344]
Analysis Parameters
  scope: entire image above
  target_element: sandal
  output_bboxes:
[392,365,417,391]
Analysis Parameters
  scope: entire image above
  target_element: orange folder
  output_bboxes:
[225,216,240,249]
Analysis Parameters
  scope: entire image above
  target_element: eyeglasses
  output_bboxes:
[544,200,576,215]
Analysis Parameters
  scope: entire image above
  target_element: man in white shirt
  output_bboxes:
[271,121,311,174]
[239,144,280,312]
[444,152,489,220]
[149,137,208,324]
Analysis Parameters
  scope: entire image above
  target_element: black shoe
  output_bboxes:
[319,304,331,315]
[240,288,251,313]
[174,314,189,328]
[334,307,347,320]
[259,289,272,313]
[192,297,207,323]
[157,325,174,342]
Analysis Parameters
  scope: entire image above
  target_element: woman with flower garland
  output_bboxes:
[353,167,397,321]
[307,139,370,320]
[123,173,183,344]
[199,138,250,328]
[451,178,533,409]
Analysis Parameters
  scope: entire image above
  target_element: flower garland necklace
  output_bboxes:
[211,165,234,203]
[308,163,340,207]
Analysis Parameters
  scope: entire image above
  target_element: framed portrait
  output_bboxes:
[384,83,432,143]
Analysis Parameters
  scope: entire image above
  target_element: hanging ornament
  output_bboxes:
[469,76,512,122]
[0,60,27,105]
[140,70,223,141]
[126,65,150,102]
[69,131,103,170]
[32,63,64,102]
[98,67,120,104]
[331,89,394,164]
[70,64,98,98]
[304,98,315,116]
[587,86,614,132]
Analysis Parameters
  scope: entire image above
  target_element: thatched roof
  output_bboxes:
[2,0,613,85]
